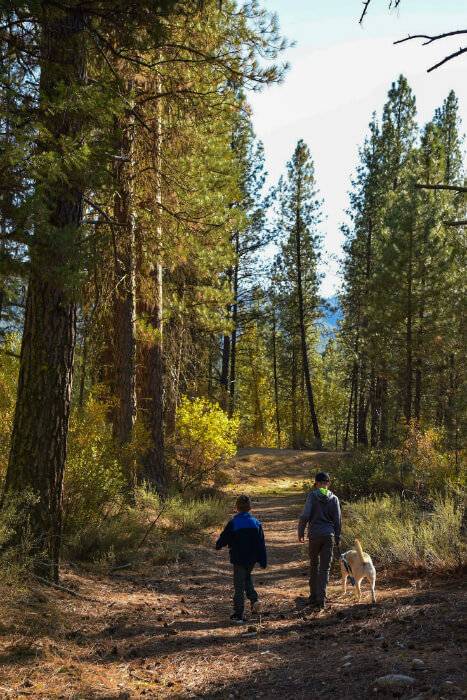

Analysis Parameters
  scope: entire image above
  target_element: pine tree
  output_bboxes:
[274,141,323,448]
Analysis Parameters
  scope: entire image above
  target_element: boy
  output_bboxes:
[215,494,267,623]
[298,471,341,610]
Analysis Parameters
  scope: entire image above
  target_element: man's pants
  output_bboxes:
[233,564,258,615]
[309,534,334,604]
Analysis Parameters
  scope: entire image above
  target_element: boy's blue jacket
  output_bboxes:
[216,512,267,568]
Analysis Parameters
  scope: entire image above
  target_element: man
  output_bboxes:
[298,471,341,609]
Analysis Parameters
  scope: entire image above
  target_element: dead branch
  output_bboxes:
[394,30,467,47]
[359,1,372,24]
[32,574,98,601]
[427,47,467,73]
[394,31,467,72]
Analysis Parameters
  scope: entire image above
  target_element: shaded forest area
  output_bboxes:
[0,0,465,591]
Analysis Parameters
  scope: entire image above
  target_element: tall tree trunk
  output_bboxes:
[112,96,137,472]
[379,377,388,445]
[165,321,184,439]
[2,5,86,582]
[404,226,414,423]
[291,338,298,449]
[370,372,378,448]
[141,261,166,492]
[220,332,230,410]
[357,360,368,445]
[353,361,359,447]
[343,365,356,451]
[140,87,166,494]
[445,353,456,440]
[271,309,281,448]
[414,359,422,422]
[295,195,322,448]
[300,368,306,444]
[228,237,239,417]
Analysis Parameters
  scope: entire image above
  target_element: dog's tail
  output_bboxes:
[355,539,365,564]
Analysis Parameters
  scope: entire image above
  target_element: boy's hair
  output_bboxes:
[236,494,251,512]
[315,471,330,484]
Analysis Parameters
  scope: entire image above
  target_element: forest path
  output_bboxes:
[1,449,465,699]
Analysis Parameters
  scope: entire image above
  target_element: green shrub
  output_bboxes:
[63,396,127,536]
[330,426,464,500]
[171,396,239,489]
[331,449,400,500]
[343,493,465,571]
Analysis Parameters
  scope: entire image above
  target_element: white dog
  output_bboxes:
[340,539,376,603]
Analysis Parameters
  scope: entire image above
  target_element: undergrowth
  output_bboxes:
[343,492,465,571]
[62,489,228,570]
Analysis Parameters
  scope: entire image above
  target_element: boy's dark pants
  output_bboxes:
[233,564,258,615]
[309,534,334,604]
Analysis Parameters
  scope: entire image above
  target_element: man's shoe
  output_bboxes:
[251,601,262,614]
[230,613,246,624]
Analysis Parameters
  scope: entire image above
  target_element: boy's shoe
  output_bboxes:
[251,600,261,614]
[230,613,246,624]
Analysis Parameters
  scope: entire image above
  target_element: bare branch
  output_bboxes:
[394,30,467,46]
[444,220,467,227]
[394,31,467,72]
[427,46,467,73]
[359,1,372,24]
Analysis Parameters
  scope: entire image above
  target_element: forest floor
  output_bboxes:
[0,449,465,699]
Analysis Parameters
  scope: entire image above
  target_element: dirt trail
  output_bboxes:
[0,450,465,699]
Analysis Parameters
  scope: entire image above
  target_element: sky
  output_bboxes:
[249,0,467,296]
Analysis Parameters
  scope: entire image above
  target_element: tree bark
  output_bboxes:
[271,309,281,448]
[379,377,389,445]
[3,5,86,582]
[140,261,166,493]
[291,338,298,449]
[228,235,239,417]
[165,322,184,440]
[357,361,369,445]
[220,332,230,410]
[343,365,356,451]
[404,226,414,423]
[353,361,359,447]
[140,84,166,494]
[112,97,137,469]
